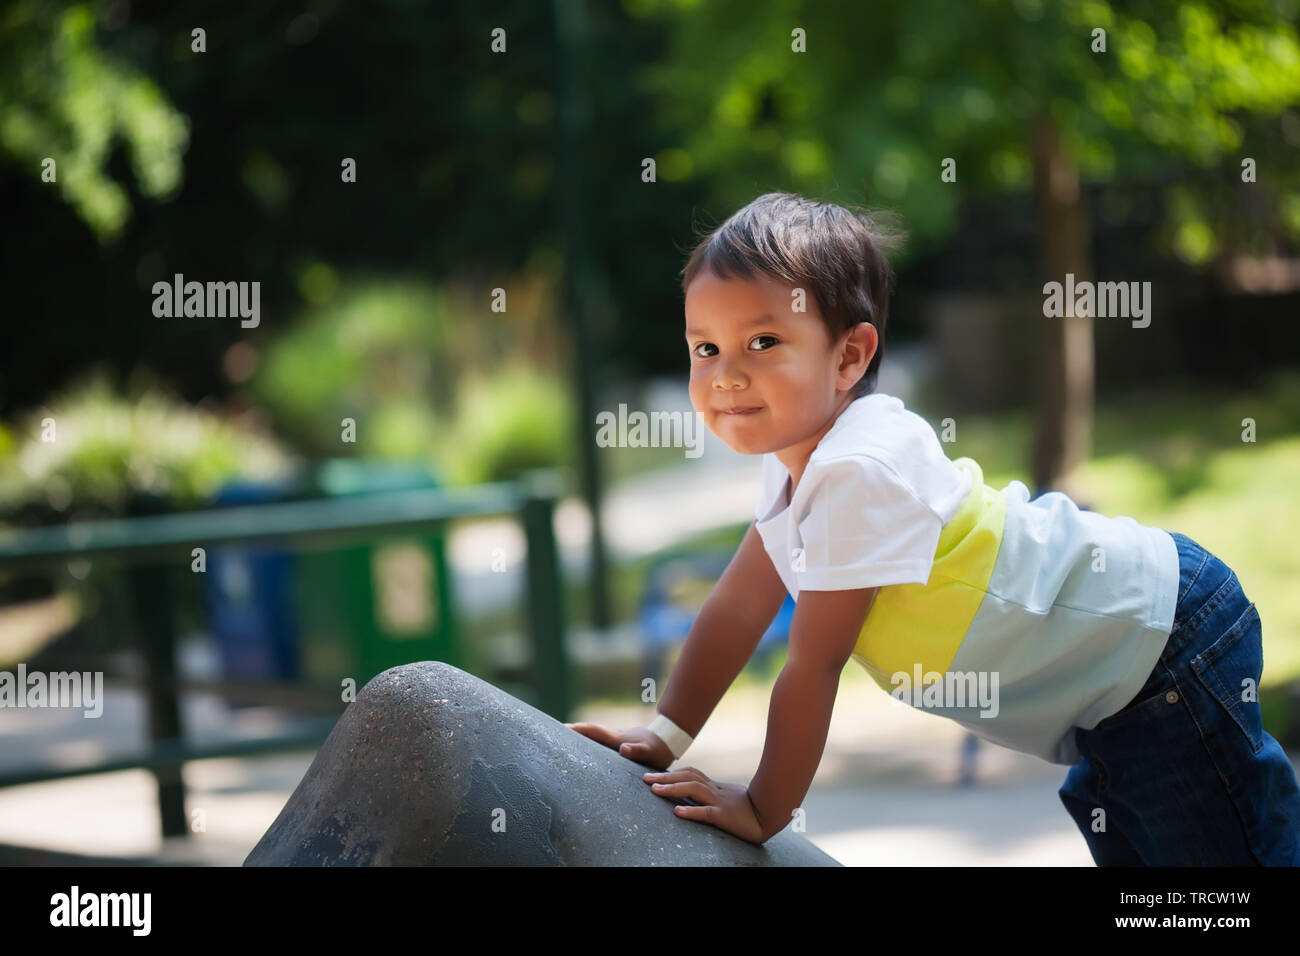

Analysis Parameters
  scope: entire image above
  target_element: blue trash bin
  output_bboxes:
[204,479,303,682]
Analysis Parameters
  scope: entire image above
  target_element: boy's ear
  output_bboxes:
[842,322,877,377]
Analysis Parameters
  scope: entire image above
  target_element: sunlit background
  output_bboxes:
[1,0,1299,865]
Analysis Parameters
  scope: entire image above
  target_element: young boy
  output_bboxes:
[566,192,1300,865]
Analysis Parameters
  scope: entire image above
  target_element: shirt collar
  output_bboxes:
[752,393,890,522]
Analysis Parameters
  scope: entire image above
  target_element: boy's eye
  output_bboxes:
[691,335,777,359]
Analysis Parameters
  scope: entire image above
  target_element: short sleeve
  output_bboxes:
[790,454,943,591]
[754,452,791,523]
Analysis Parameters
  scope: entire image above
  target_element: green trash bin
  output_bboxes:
[294,460,460,690]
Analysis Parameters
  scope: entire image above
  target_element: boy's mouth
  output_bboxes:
[721,405,762,416]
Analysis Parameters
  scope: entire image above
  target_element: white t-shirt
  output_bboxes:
[750,391,1180,765]
[753,394,972,598]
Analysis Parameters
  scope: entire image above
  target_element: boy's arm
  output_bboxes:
[746,586,879,842]
[654,521,789,740]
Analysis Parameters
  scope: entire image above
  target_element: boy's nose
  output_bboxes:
[712,362,748,390]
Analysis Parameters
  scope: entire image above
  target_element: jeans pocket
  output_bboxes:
[1191,601,1264,755]
[1092,681,1177,733]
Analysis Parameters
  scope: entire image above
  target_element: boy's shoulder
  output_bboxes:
[812,392,928,454]
[781,392,973,523]
[811,392,955,475]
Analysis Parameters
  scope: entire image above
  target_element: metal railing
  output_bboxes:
[0,467,569,838]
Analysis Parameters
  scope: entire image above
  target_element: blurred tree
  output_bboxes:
[6,0,1299,500]
[627,0,1300,493]
[0,0,579,415]
[0,1,188,241]
[0,370,289,519]
[0,1,684,433]
[250,278,455,459]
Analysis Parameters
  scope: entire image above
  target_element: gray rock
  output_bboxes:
[244,661,840,866]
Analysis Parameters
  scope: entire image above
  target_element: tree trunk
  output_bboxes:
[1030,114,1094,501]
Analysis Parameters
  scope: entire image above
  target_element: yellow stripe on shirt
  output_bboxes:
[850,457,1007,694]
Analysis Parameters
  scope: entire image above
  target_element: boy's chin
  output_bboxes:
[710,430,768,455]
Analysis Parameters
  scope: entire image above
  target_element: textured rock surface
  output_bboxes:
[244,661,840,866]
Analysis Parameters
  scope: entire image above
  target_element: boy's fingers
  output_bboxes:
[645,769,696,783]
[654,768,702,782]
[673,803,714,822]
[651,780,708,801]
[676,780,713,803]
[622,743,654,762]
[567,722,618,747]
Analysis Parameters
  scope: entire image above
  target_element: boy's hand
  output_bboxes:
[564,722,675,771]
[642,767,767,844]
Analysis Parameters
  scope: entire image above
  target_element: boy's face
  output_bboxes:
[684,270,876,456]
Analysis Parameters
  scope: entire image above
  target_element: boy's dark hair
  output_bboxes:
[679,192,905,398]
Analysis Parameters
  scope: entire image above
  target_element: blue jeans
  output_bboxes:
[1058,530,1300,865]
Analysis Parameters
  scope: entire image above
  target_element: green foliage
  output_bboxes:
[628,0,1300,263]
[251,274,575,484]
[0,372,291,516]
[0,1,189,242]
[250,278,456,460]
[436,361,575,486]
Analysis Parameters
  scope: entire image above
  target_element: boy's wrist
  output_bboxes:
[648,713,694,759]
[745,785,777,842]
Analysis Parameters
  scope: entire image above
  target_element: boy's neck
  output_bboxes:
[774,392,860,496]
